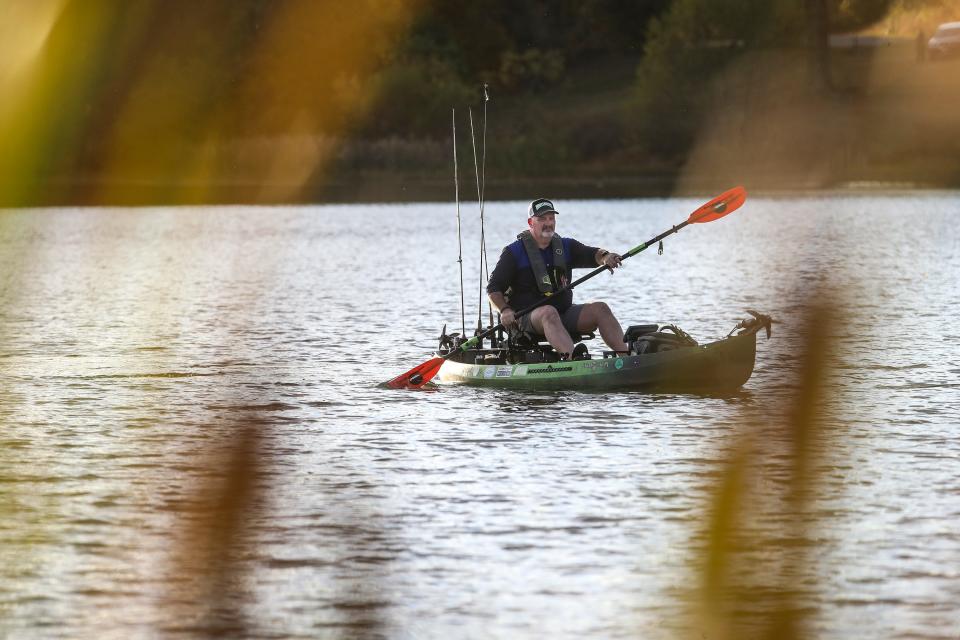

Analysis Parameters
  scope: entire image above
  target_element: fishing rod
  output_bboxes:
[480,84,490,289]
[452,108,466,337]
[386,186,747,389]
[469,85,493,338]
[468,108,485,336]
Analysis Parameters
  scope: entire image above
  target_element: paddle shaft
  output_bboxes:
[454,219,692,353]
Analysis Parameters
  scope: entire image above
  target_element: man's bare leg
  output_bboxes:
[530,306,575,356]
[577,301,629,352]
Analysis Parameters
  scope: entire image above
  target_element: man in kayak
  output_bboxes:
[487,198,630,359]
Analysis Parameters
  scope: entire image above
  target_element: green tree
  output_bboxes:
[633,0,897,158]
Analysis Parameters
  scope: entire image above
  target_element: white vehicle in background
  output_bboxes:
[927,22,960,60]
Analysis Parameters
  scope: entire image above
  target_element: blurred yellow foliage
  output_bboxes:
[0,0,422,206]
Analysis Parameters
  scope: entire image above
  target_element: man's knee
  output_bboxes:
[588,301,612,317]
[533,306,562,326]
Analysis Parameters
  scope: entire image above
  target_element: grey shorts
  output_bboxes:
[518,303,585,336]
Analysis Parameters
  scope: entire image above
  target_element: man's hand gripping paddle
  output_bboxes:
[385,186,747,389]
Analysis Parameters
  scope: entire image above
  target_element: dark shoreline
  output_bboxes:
[8,173,957,208]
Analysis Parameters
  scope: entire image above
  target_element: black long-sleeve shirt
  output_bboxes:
[487,235,599,313]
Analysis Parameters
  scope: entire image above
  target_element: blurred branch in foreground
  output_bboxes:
[685,291,842,640]
[163,416,391,638]
[165,419,265,638]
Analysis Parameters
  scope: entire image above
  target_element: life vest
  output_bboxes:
[517,230,567,295]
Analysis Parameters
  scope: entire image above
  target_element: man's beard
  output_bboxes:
[539,228,555,240]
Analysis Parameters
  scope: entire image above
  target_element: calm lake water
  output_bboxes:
[1,193,958,639]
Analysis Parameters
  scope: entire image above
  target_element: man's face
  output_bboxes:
[529,212,556,240]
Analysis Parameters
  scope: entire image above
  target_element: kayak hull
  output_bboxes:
[435,331,757,391]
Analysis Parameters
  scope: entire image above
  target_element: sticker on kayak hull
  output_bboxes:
[615,358,624,370]
[527,365,573,375]
[581,360,612,371]
[495,366,512,378]
[483,366,496,379]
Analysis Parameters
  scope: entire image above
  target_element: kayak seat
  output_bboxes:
[532,329,595,345]
[507,330,596,364]
[509,329,595,349]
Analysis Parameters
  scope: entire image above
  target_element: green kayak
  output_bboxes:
[434,311,772,392]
